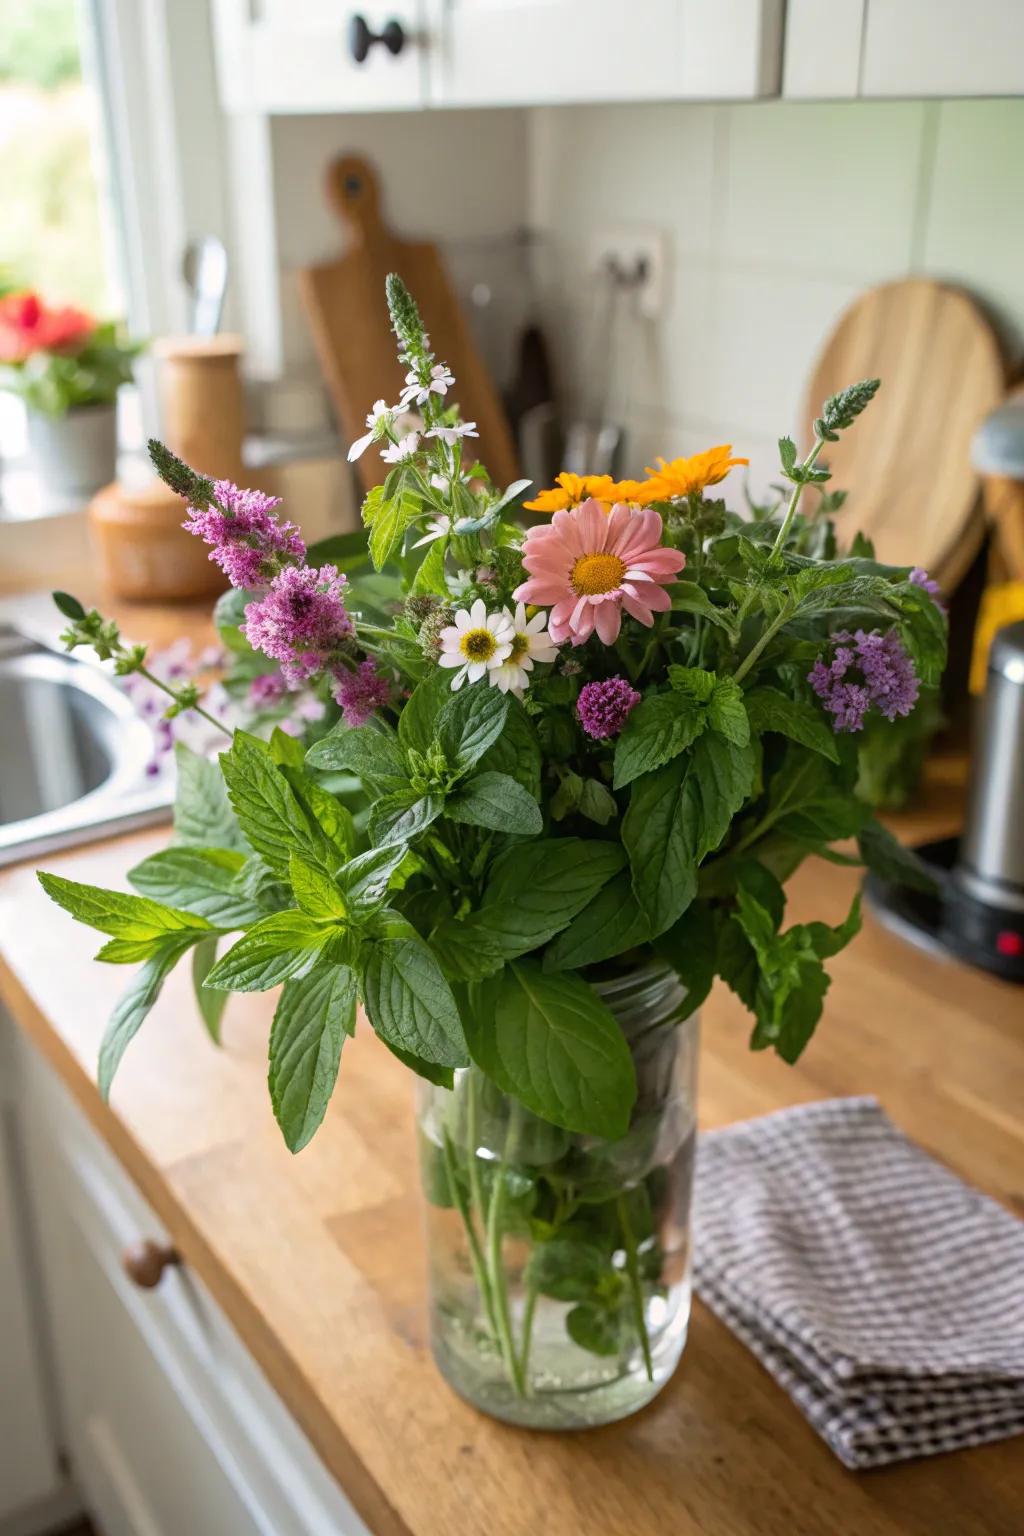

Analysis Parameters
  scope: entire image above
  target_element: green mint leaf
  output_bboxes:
[369,485,421,569]
[304,722,406,787]
[613,691,707,789]
[478,697,542,800]
[577,778,618,827]
[857,817,939,895]
[668,666,717,703]
[269,726,306,768]
[280,766,356,860]
[204,912,334,992]
[38,871,212,940]
[445,771,542,836]
[669,583,739,639]
[127,847,264,928]
[399,672,451,757]
[192,936,228,1043]
[380,1041,455,1089]
[653,901,721,1020]
[368,790,444,849]
[409,537,448,597]
[543,872,650,972]
[566,1303,621,1357]
[52,590,86,620]
[338,845,409,915]
[428,916,505,982]
[98,935,197,1100]
[436,685,510,776]
[220,731,336,878]
[525,1236,610,1302]
[475,838,626,959]
[549,771,583,821]
[269,965,356,1152]
[359,936,468,1070]
[465,961,636,1139]
[744,686,840,763]
[288,853,347,921]
[707,677,750,747]
[172,742,248,852]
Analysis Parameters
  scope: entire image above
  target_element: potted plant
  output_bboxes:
[39,276,946,1429]
[0,289,142,504]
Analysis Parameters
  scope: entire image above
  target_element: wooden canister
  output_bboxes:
[153,334,246,481]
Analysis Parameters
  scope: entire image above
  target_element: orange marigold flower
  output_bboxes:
[640,445,749,501]
[524,472,660,513]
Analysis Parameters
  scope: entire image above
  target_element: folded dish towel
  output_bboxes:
[693,1096,1024,1469]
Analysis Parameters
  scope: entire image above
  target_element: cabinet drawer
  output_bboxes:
[19,1044,369,1536]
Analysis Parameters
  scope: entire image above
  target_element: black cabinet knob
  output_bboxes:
[348,14,406,64]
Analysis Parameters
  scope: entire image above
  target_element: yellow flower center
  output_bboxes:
[509,632,529,663]
[571,552,626,596]
[460,628,496,662]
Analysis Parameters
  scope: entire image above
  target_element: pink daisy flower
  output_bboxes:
[514,498,686,646]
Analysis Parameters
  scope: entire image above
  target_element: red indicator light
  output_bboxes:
[995,930,1024,958]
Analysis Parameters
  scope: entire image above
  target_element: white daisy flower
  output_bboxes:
[400,364,455,409]
[488,603,559,697]
[411,514,452,548]
[437,598,514,691]
[347,400,394,462]
[380,431,420,464]
[427,421,479,446]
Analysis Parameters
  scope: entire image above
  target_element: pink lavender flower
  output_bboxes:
[577,676,641,739]
[333,658,391,726]
[242,564,353,686]
[809,628,920,733]
[183,480,305,589]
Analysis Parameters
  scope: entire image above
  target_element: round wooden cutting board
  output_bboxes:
[802,279,1005,590]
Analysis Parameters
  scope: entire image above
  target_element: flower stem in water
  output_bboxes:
[617,1192,655,1383]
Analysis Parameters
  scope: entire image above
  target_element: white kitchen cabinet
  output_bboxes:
[785,0,1024,99]
[425,0,784,107]
[15,1037,369,1536]
[212,0,428,113]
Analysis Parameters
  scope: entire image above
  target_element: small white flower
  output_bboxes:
[411,514,452,548]
[347,399,394,462]
[488,603,559,697]
[380,431,420,464]
[427,421,479,446]
[399,363,455,409]
[437,598,514,691]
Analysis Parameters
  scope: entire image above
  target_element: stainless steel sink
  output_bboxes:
[0,627,174,867]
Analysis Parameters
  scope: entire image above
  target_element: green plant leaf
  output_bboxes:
[368,790,444,848]
[52,590,86,620]
[398,671,451,757]
[613,691,707,789]
[478,697,543,800]
[436,685,510,776]
[98,936,197,1100]
[172,742,247,852]
[204,912,334,992]
[38,871,213,940]
[474,838,626,959]
[525,1236,610,1302]
[370,485,421,569]
[220,731,335,878]
[304,723,406,786]
[338,845,409,915]
[465,960,636,1139]
[127,847,263,928]
[380,1041,455,1089]
[445,771,542,836]
[428,916,505,982]
[192,936,228,1043]
[566,1303,621,1357]
[280,768,357,861]
[269,726,306,768]
[543,872,651,971]
[288,853,347,920]
[409,537,448,597]
[268,965,356,1152]
[359,936,468,1069]
[707,677,750,747]
[653,901,720,1020]
[857,816,939,894]
[744,686,839,763]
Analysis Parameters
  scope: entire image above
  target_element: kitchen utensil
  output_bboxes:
[182,236,228,338]
[298,154,518,493]
[802,279,1005,591]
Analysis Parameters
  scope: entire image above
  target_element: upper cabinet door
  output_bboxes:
[213,0,428,113]
[424,0,784,108]
[860,0,1024,97]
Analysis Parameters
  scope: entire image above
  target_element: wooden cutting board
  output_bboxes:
[802,278,1005,590]
[299,154,519,494]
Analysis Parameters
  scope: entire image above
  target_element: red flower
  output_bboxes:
[0,291,96,364]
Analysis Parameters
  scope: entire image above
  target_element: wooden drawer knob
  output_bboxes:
[122,1239,180,1289]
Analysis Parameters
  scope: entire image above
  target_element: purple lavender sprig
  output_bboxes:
[184,480,306,589]
[809,628,920,734]
[241,564,355,687]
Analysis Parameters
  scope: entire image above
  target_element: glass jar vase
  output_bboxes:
[417,962,699,1429]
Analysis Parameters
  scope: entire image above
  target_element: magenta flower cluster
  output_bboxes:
[809,628,920,734]
[242,564,354,687]
[333,658,392,727]
[576,676,641,739]
[183,480,306,589]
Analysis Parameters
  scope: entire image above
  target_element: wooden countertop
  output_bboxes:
[2,763,1022,1536]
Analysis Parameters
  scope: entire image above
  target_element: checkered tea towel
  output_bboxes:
[693,1097,1024,1470]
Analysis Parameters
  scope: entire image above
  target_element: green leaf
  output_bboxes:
[479,697,543,800]
[475,838,626,959]
[269,727,306,768]
[220,731,335,878]
[52,590,86,620]
[613,691,707,789]
[288,853,347,920]
[566,1303,621,1357]
[370,486,421,569]
[525,1236,609,1302]
[368,790,443,848]
[281,768,357,861]
[172,743,247,852]
[204,912,334,992]
[338,845,408,915]
[857,816,939,895]
[436,685,510,776]
[304,723,406,786]
[707,677,750,747]
[98,936,196,1100]
[669,584,738,637]
[383,1041,455,1089]
[668,666,717,703]
[744,686,839,763]
[623,734,755,937]
[192,937,228,1043]
[359,936,468,1069]
[269,965,356,1152]
[543,872,651,971]
[38,871,212,940]
[428,916,505,982]
[577,778,618,826]
[465,961,636,1139]
[409,536,448,597]
[653,901,721,1020]
[306,528,372,570]
[445,771,542,836]
[398,672,450,758]
[127,848,263,928]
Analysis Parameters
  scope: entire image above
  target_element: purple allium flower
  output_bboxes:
[183,480,306,589]
[248,671,288,710]
[333,658,392,727]
[576,676,641,740]
[242,564,353,685]
[809,628,920,733]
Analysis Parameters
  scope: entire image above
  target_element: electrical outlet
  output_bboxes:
[587,226,668,320]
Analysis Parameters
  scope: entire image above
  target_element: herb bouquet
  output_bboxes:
[40,277,945,1429]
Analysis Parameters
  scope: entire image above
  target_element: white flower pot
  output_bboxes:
[26,402,117,506]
